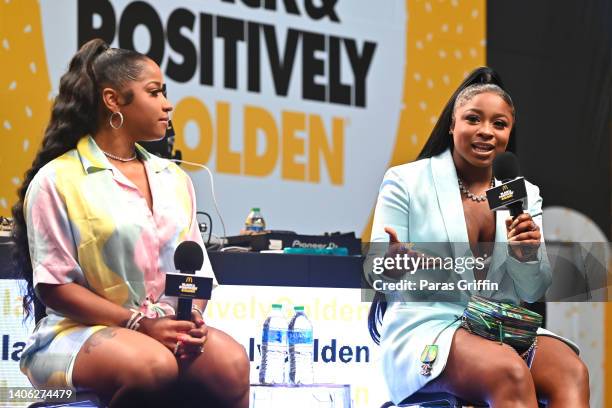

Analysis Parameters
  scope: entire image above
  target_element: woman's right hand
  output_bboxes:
[384,226,404,256]
[138,315,196,352]
[383,227,426,278]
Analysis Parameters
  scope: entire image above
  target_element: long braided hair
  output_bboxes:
[367,67,518,344]
[11,39,148,320]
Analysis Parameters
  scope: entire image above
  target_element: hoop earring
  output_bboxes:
[109,111,124,130]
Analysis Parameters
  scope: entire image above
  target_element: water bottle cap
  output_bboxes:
[294,306,304,311]
[252,207,261,212]
[271,304,282,309]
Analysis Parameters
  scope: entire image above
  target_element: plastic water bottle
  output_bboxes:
[288,306,314,384]
[245,207,266,232]
[259,304,287,384]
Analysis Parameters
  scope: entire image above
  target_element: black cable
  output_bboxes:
[196,211,213,245]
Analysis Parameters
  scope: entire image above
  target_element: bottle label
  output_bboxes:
[246,225,264,232]
[262,328,287,344]
[288,329,313,345]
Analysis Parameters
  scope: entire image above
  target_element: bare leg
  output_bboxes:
[71,327,179,405]
[420,328,539,407]
[530,335,589,408]
[178,326,250,408]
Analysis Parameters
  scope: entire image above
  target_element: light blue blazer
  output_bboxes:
[368,149,576,403]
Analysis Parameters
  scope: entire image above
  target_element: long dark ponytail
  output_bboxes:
[367,67,518,344]
[11,39,147,321]
[417,66,517,160]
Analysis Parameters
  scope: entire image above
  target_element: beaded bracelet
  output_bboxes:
[192,305,204,318]
[126,309,145,331]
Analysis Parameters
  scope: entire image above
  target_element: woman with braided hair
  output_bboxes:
[12,39,249,407]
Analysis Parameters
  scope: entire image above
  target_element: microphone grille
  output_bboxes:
[174,241,204,271]
[493,152,521,181]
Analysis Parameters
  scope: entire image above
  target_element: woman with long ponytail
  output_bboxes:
[367,67,589,406]
[12,39,249,407]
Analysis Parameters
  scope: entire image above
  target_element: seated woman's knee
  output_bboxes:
[205,329,250,398]
[118,348,179,389]
[562,357,590,391]
[486,357,533,397]
[576,359,590,388]
[219,342,250,394]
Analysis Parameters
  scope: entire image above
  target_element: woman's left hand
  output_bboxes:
[175,310,208,360]
[505,213,541,262]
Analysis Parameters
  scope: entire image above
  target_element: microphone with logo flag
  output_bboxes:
[165,241,213,321]
[486,152,527,219]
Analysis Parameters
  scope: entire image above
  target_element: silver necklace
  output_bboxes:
[102,150,137,162]
[458,177,494,202]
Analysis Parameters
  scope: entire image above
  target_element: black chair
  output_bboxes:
[380,392,547,407]
[380,392,485,408]
[28,392,104,408]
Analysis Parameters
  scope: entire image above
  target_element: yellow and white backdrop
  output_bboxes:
[0,1,608,407]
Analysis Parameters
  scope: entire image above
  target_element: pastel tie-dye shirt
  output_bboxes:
[20,135,216,387]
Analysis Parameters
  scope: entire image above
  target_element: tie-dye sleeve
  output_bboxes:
[185,174,218,288]
[24,172,84,288]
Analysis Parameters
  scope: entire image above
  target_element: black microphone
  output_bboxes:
[492,151,521,183]
[174,241,204,320]
[486,152,527,219]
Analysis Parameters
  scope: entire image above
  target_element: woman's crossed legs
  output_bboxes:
[421,328,589,408]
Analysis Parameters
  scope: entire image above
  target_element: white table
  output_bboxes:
[250,384,352,408]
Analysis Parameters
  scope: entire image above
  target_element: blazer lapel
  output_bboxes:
[430,149,488,296]
[430,149,471,250]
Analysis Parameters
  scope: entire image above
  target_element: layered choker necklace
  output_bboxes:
[102,150,138,162]
[457,177,495,202]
